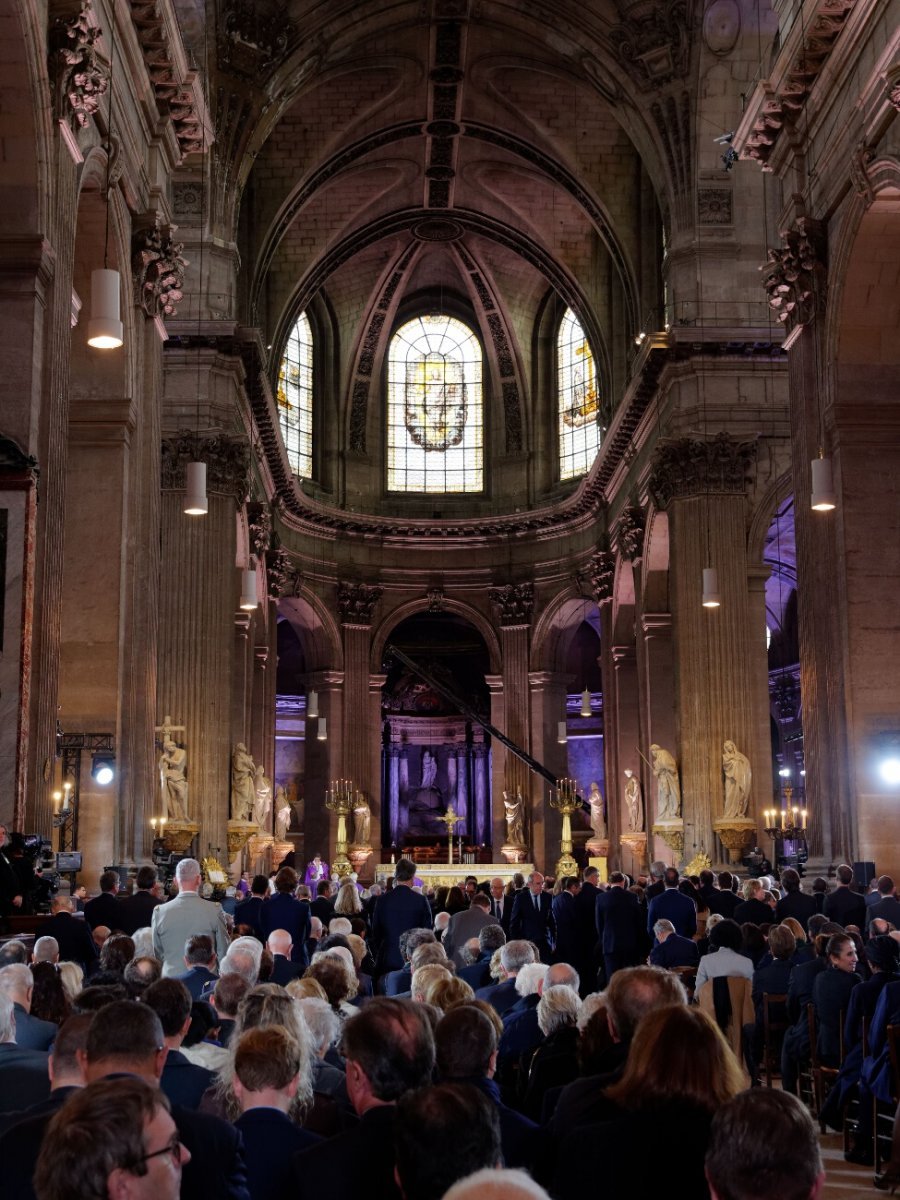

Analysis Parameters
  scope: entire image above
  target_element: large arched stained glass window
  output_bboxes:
[277,311,313,479]
[387,314,483,493]
[558,307,601,480]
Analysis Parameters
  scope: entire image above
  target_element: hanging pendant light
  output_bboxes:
[184,460,208,515]
[317,717,327,741]
[810,451,836,512]
[307,689,319,719]
[557,720,567,745]
[87,267,124,349]
[580,688,592,718]
[702,567,721,608]
[240,561,258,610]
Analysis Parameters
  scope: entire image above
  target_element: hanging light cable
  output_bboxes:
[580,596,592,715]
[697,242,719,608]
[185,11,209,514]
[88,17,123,350]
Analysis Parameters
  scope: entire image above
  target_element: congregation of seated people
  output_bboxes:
[1,852,898,1198]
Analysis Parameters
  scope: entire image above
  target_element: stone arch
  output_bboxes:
[611,555,636,646]
[278,592,344,674]
[370,597,501,676]
[0,0,50,237]
[640,506,670,614]
[530,587,599,674]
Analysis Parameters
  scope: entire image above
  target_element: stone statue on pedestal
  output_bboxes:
[503,788,527,847]
[253,764,273,827]
[159,739,188,820]
[625,770,643,831]
[650,744,681,819]
[275,786,292,841]
[588,781,606,839]
[722,740,752,818]
[352,795,371,846]
[230,743,257,822]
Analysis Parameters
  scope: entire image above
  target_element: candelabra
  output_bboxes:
[437,805,462,866]
[549,777,581,878]
[325,779,355,878]
[763,786,809,840]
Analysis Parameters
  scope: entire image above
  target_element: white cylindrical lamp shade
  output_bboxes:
[184,461,208,515]
[811,456,836,511]
[239,566,258,610]
[580,689,592,718]
[317,717,327,741]
[702,567,721,608]
[557,720,567,744]
[87,269,124,348]
[307,689,319,719]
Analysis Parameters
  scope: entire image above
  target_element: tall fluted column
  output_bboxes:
[638,612,675,859]
[528,670,570,866]
[337,583,382,800]
[649,434,765,865]
[303,670,343,862]
[489,583,534,852]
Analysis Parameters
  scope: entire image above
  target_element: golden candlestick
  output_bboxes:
[549,777,581,877]
[325,779,355,878]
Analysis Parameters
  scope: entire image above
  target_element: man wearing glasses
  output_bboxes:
[33,1075,189,1200]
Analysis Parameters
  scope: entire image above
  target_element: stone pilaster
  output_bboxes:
[302,670,344,863]
[637,611,676,860]
[528,670,570,869]
[610,644,642,841]
[337,582,382,799]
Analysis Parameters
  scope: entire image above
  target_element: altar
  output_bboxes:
[373,862,534,890]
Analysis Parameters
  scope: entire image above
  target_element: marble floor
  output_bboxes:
[821,1131,882,1198]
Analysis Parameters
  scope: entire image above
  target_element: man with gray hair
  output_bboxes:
[0,939,29,966]
[498,962,580,1079]
[382,927,436,996]
[0,964,57,1050]
[476,940,536,1016]
[459,922,506,991]
[646,861,667,901]
[32,937,59,965]
[151,858,229,976]
[0,993,51,1113]
[649,917,700,969]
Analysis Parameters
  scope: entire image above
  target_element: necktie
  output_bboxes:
[533,892,539,913]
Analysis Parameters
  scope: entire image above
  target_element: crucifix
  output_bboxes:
[154,715,186,748]
[437,805,462,866]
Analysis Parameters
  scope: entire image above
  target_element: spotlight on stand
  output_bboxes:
[91,753,116,786]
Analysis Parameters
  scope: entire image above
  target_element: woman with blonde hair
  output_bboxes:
[422,973,474,1013]
[334,878,363,917]
[780,916,814,964]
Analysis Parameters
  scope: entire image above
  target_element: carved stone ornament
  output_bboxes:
[427,587,445,612]
[849,141,876,206]
[130,3,204,158]
[0,435,40,481]
[265,545,301,599]
[589,550,616,603]
[246,501,272,558]
[608,0,689,91]
[615,506,645,561]
[489,582,534,627]
[648,433,756,510]
[337,582,383,625]
[132,220,187,320]
[161,431,251,502]
[50,2,109,130]
[761,218,827,331]
[218,0,292,76]
[698,188,733,225]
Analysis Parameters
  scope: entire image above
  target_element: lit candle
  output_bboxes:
[52,790,62,812]
[801,809,807,830]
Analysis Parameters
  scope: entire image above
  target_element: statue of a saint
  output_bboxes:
[421,749,438,790]
[722,740,752,818]
[253,764,273,827]
[230,743,257,822]
[650,744,681,819]
[352,795,371,846]
[503,788,526,847]
[159,739,188,820]
[275,787,292,841]
[624,770,643,832]
[588,781,606,839]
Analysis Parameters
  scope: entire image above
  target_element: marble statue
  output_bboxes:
[159,739,188,821]
[230,743,257,822]
[275,787,292,841]
[588,781,606,839]
[722,740,752,818]
[421,748,438,790]
[624,770,643,832]
[503,788,526,847]
[253,764,273,827]
[352,795,371,846]
[650,744,681,819]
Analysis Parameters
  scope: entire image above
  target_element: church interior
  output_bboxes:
[1,0,899,892]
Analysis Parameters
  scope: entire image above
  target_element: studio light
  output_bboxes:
[184,461,208,516]
[702,567,721,608]
[91,754,115,785]
[778,767,791,778]
[879,758,900,786]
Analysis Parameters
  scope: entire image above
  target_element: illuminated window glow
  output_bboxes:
[558,307,601,480]
[387,314,483,493]
[277,311,313,479]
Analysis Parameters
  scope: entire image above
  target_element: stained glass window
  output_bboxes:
[557,307,601,480]
[387,314,483,493]
[277,311,313,479]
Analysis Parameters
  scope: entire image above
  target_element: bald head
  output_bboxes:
[268,929,293,958]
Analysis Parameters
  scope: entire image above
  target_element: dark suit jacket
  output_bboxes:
[172,964,218,1000]
[775,890,818,929]
[0,1087,81,1199]
[41,911,98,971]
[259,894,311,964]
[733,897,774,926]
[823,886,867,930]
[161,1048,216,1110]
[573,881,600,949]
[116,889,162,936]
[813,966,860,1063]
[484,894,511,929]
[310,897,336,925]
[382,963,412,996]
[11,1004,57,1052]
[175,1102,251,1200]
[499,994,542,1062]
[647,888,698,939]
[271,954,304,987]
[294,1103,400,1200]
[650,933,699,969]
[236,1106,321,1200]
[460,1075,540,1170]
[371,886,433,974]
[458,955,494,991]
[83,891,124,932]
[750,957,793,1027]
[595,887,645,956]
[510,890,556,960]
[787,954,828,1025]
[710,889,741,919]
[234,895,266,938]
[0,1043,50,1114]
[475,977,520,1017]
[551,891,579,965]
[866,896,900,931]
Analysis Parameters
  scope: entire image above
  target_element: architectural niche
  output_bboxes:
[762,219,827,332]
[337,583,383,625]
[49,2,109,133]
[132,221,187,321]
[161,432,251,503]
[489,583,534,627]
[648,433,756,510]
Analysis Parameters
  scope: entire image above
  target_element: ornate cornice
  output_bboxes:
[614,505,645,561]
[49,2,108,133]
[132,219,186,320]
[130,1,205,158]
[161,431,251,502]
[648,433,756,510]
[489,583,534,628]
[588,550,616,603]
[761,219,827,332]
[337,582,383,625]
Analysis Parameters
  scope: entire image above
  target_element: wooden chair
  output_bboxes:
[807,1003,842,1133]
[841,1015,868,1154]
[669,965,697,999]
[762,992,789,1088]
[874,1025,900,1173]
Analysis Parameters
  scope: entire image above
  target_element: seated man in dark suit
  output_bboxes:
[233,1025,320,1199]
[83,870,124,932]
[475,940,537,1016]
[458,923,507,991]
[0,963,57,1051]
[174,934,219,999]
[267,929,304,986]
[381,927,437,996]
[0,1012,90,1138]
[0,993,51,1116]
[41,895,98,973]
[234,875,269,941]
[143,978,215,1110]
[710,871,741,918]
[649,919,700,969]
[865,876,900,932]
[822,863,867,929]
[395,1084,502,1200]
[775,868,818,930]
[293,999,435,1200]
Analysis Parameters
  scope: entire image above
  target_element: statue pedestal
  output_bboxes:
[712,817,756,865]
[272,839,294,868]
[585,837,610,858]
[500,843,528,864]
[161,821,200,855]
[349,846,373,879]
[651,819,685,860]
[226,820,259,861]
[620,832,648,872]
[247,834,274,876]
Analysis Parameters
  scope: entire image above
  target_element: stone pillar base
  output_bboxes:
[500,844,528,864]
[226,820,259,861]
[585,837,610,858]
[161,821,200,855]
[651,819,685,860]
[620,833,648,872]
[712,817,756,865]
[247,834,274,877]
